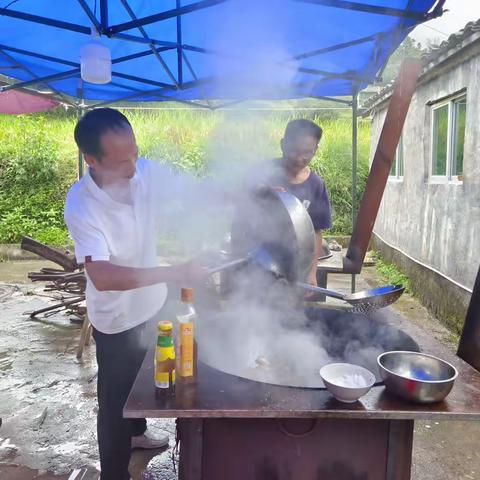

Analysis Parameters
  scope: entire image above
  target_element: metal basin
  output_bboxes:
[377,351,458,403]
[197,307,420,389]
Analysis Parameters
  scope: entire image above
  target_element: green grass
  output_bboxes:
[0,107,370,245]
[371,251,411,292]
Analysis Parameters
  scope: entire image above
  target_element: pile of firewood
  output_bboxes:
[21,236,86,320]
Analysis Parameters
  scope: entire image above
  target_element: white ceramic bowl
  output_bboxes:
[319,363,376,403]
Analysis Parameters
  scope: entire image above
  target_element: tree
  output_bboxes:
[380,36,425,84]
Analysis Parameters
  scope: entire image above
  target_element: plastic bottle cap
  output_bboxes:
[181,288,194,303]
[158,321,173,331]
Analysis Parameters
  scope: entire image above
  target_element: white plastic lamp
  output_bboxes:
[80,27,111,84]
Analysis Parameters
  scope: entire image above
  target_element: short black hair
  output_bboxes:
[284,119,322,142]
[74,108,132,157]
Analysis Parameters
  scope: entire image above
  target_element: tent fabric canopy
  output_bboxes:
[0,0,443,105]
[0,89,59,113]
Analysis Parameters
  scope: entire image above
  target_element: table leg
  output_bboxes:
[316,270,328,302]
[76,314,91,360]
[386,420,414,480]
[178,418,203,480]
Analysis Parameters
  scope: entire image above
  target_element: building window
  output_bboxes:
[431,94,466,181]
[432,104,448,176]
[389,134,404,180]
[452,96,466,177]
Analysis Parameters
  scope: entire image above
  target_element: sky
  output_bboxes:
[410,0,480,45]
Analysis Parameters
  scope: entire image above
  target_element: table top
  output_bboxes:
[124,307,480,421]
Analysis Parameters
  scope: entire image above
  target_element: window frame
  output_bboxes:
[389,134,404,182]
[451,95,466,180]
[430,93,466,184]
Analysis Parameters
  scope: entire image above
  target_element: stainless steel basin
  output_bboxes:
[377,351,458,403]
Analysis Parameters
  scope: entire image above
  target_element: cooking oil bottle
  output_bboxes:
[154,320,176,395]
[177,288,197,383]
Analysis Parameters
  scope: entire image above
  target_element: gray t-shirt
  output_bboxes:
[268,161,332,231]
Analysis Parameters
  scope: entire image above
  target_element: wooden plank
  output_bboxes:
[345,59,422,273]
[21,236,78,271]
[178,418,203,480]
[386,420,414,480]
[77,314,91,360]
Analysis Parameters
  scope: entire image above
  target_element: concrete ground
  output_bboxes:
[0,259,479,479]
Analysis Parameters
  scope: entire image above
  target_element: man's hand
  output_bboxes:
[171,259,209,286]
[304,230,323,299]
[304,271,318,299]
[307,271,318,287]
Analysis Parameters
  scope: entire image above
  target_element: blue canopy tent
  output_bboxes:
[0,0,445,290]
[0,1,444,104]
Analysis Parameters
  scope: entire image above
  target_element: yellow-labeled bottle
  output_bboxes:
[177,288,197,383]
[155,321,176,395]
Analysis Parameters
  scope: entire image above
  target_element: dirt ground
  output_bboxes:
[0,260,479,479]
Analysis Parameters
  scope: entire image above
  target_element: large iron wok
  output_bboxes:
[196,306,420,389]
[209,188,404,312]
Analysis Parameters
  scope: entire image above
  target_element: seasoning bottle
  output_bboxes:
[154,321,176,395]
[177,288,197,383]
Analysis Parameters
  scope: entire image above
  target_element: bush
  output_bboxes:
[0,110,77,245]
[0,108,370,244]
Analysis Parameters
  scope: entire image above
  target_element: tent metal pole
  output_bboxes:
[107,0,227,35]
[177,0,183,86]
[91,89,212,109]
[113,46,176,63]
[118,0,179,88]
[111,71,174,89]
[0,48,76,106]
[292,32,383,61]
[77,107,85,179]
[351,91,358,293]
[309,95,351,105]
[0,8,91,33]
[298,66,372,83]
[0,43,175,68]
[76,0,102,32]
[100,0,109,31]
[294,0,426,20]
[77,81,84,179]
[1,69,80,91]
[111,32,179,48]
[0,44,77,67]
[0,7,183,48]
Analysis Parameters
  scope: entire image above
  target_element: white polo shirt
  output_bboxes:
[64,158,175,334]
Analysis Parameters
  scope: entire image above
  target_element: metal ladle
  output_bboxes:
[207,246,284,277]
[297,282,405,313]
[208,247,405,312]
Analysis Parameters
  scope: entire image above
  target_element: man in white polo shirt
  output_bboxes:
[65,108,204,480]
